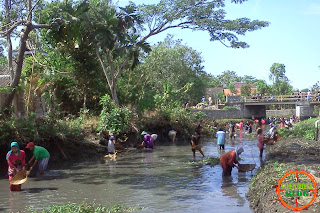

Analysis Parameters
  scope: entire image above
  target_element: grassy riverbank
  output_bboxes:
[246,138,320,212]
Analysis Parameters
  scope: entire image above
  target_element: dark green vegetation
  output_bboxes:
[247,138,320,212]
[278,118,318,140]
[28,203,144,213]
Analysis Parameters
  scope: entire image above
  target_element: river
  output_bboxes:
[0,132,262,213]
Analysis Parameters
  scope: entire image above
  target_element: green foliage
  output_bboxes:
[98,94,132,134]
[0,114,84,146]
[216,91,226,104]
[270,80,293,96]
[269,63,287,83]
[240,83,251,96]
[222,106,238,110]
[137,36,206,108]
[138,0,269,49]
[278,118,317,140]
[154,81,193,109]
[255,80,268,94]
[28,202,142,213]
[227,83,237,94]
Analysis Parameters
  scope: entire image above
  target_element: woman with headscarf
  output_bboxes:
[220,147,244,176]
[140,131,154,149]
[6,142,26,191]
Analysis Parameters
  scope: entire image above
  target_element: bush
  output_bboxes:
[0,114,85,146]
[98,94,132,134]
[222,106,238,110]
[278,118,318,140]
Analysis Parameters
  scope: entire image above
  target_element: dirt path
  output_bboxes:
[247,138,320,213]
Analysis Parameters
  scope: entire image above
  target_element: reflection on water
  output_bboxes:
[0,135,262,213]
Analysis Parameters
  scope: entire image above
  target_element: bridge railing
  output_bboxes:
[244,94,320,103]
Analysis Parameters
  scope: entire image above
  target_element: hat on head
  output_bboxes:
[25,142,35,149]
[141,131,148,135]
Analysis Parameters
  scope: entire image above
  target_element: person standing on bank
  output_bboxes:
[26,142,50,175]
[6,142,26,191]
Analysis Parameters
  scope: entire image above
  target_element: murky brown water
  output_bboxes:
[0,132,262,213]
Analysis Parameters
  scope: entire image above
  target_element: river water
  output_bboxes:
[0,132,262,213]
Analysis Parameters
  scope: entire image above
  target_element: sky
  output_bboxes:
[117,0,320,90]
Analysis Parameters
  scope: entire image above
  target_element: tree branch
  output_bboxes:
[103,48,115,84]
[32,24,51,29]
[116,56,131,79]
[0,20,26,36]
[95,45,112,87]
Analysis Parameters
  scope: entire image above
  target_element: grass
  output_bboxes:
[28,203,145,213]
[187,157,220,167]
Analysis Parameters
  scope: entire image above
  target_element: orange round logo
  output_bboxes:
[275,169,319,211]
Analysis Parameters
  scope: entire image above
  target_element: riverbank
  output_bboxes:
[247,138,320,212]
[0,110,213,176]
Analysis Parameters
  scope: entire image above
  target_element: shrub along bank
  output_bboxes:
[278,118,318,140]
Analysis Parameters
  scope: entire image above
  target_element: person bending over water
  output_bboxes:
[140,131,154,149]
[26,142,50,176]
[220,147,244,176]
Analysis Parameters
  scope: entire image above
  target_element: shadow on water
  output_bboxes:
[23,187,58,193]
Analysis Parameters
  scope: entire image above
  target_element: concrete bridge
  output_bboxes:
[194,95,320,120]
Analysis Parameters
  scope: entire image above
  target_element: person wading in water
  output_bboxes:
[220,147,244,176]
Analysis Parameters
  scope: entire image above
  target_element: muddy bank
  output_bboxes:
[247,138,320,212]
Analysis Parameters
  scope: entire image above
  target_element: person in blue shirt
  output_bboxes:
[216,129,226,150]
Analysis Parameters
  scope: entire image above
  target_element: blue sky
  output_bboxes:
[118,0,320,90]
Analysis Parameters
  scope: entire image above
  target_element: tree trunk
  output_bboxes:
[1,23,32,114]
[110,83,119,106]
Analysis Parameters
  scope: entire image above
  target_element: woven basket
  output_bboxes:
[10,170,28,185]
[190,145,202,151]
[238,163,256,172]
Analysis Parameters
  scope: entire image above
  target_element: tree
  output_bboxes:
[240,83,251,96]
[269,63,292,95]
[271,81,293,95]
[137,36,206,107]
[0,0,51,114]
[227,83,237,94]
[255,80,268,94]
[49,0,269,106]
[269,63,287,83]
[242,75,257,84]
[215,70,242,88]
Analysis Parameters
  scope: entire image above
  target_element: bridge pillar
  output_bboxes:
[296,103,314,120]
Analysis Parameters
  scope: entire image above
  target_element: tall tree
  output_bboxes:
[255,80,268,94]
[49,0,269,106]
[269,63,287,83]
[0,0,51,114]
[137,36,206,107]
